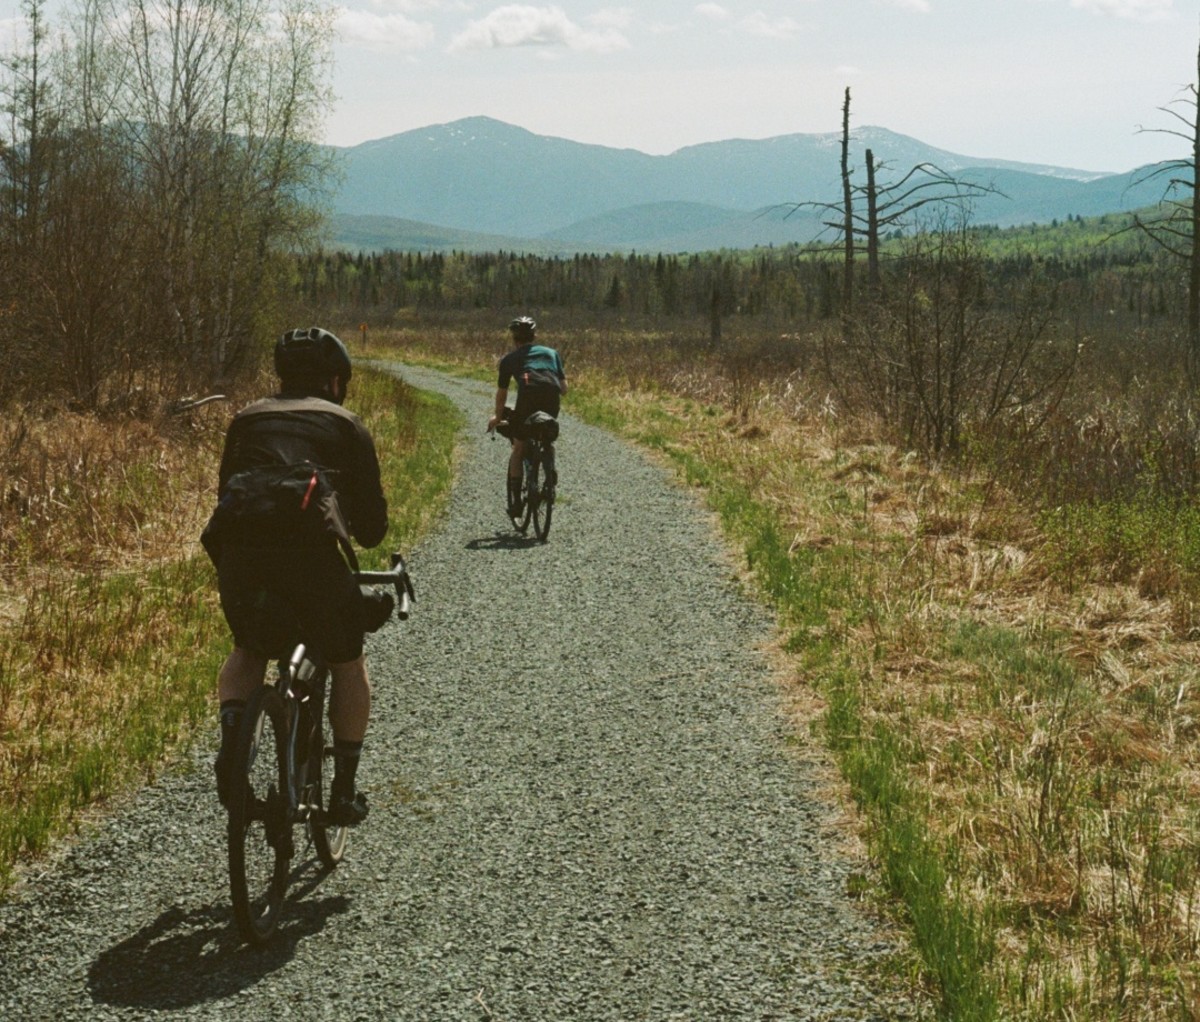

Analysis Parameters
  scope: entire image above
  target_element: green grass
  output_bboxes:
[1040,497,1200,611]
[348,363,461,562]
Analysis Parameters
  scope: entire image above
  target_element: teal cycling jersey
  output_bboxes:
[497,343,565,392]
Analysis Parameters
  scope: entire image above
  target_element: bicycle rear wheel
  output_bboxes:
[307,685,348,867]
[228,684,291,944]
[509,469,532,534]
[531,457,552,541]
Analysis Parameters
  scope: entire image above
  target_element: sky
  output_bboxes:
[326,0,1200,174]
[0,0,1196,174]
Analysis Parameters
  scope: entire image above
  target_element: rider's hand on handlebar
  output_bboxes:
[487,414,500,433]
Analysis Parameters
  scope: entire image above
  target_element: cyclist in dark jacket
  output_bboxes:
[487,316,567,516]
[206,327,387,826]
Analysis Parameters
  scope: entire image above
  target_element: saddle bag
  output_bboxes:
[523,410,559,443]
[201,462,357,568]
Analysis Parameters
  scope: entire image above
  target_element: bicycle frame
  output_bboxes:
[523,437,551,488]
[280,644,326,822]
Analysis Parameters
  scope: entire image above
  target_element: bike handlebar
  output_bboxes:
[355,551,415,620]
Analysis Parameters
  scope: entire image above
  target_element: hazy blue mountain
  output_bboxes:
[326,116,1179,253]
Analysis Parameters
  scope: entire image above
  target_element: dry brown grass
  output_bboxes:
[0,396,233,873]
[1,401,229,576]
[713,406,1200,1018]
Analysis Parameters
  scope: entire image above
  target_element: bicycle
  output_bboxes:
[493,410,558,541]
[226,552,414,944]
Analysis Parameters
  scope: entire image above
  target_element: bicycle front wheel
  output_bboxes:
[531,458,552,541]
[228,685,291,944]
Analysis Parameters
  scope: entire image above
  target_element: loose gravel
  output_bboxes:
[0,364,931,1020]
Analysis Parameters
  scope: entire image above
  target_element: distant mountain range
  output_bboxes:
[324,116,1179,255]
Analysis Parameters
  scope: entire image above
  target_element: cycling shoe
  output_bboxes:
[328,790,369,827]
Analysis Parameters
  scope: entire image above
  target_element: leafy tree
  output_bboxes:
[0,0,337,407]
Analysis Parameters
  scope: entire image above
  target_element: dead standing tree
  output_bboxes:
[782,88,1002,318]
[779,90,1070,459]
[1127,32,1200,379]
[839,87,854,334]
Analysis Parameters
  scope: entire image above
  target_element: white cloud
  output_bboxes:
[337,8,436,49]
[695,7,806,38]
[740,12,802,37]
[881,0,932,12]
[448,5,630,52]
[1070,0,1172,19]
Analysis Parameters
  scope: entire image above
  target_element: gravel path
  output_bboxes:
[0,364,930,1021]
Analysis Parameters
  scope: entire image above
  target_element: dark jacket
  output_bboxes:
[215,394,388,549]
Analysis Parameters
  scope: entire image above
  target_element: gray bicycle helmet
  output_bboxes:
[274,327,352,393]
[509,316,536,340]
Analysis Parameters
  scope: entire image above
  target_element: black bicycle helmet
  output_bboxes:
[274,327,352,392]
[509,316,536,340]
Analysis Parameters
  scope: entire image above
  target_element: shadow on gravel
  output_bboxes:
[466,532,543,551]
[86,878,349,1010]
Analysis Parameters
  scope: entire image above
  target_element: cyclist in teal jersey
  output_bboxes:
[487,317,567,516]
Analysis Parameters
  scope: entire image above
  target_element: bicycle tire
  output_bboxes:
[308,677,348,867]
[531,455,552,541]
[228,684,291,944]
[509,469,533,533]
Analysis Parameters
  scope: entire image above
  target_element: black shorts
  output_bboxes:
[514,383,560,423]
[217,541,364,663]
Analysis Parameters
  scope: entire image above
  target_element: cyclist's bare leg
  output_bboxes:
[508,437,525,479]
[327,655,372,823]
[328,655,371,743]
[214,647,267,805]
[506,438,526,515]
[217,647,267,703]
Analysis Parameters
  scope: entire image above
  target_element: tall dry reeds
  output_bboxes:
[0,401,229,576]
[0,398,231,881]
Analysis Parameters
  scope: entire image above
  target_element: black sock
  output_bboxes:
[219,699,245,748]
[332,739,363,797]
